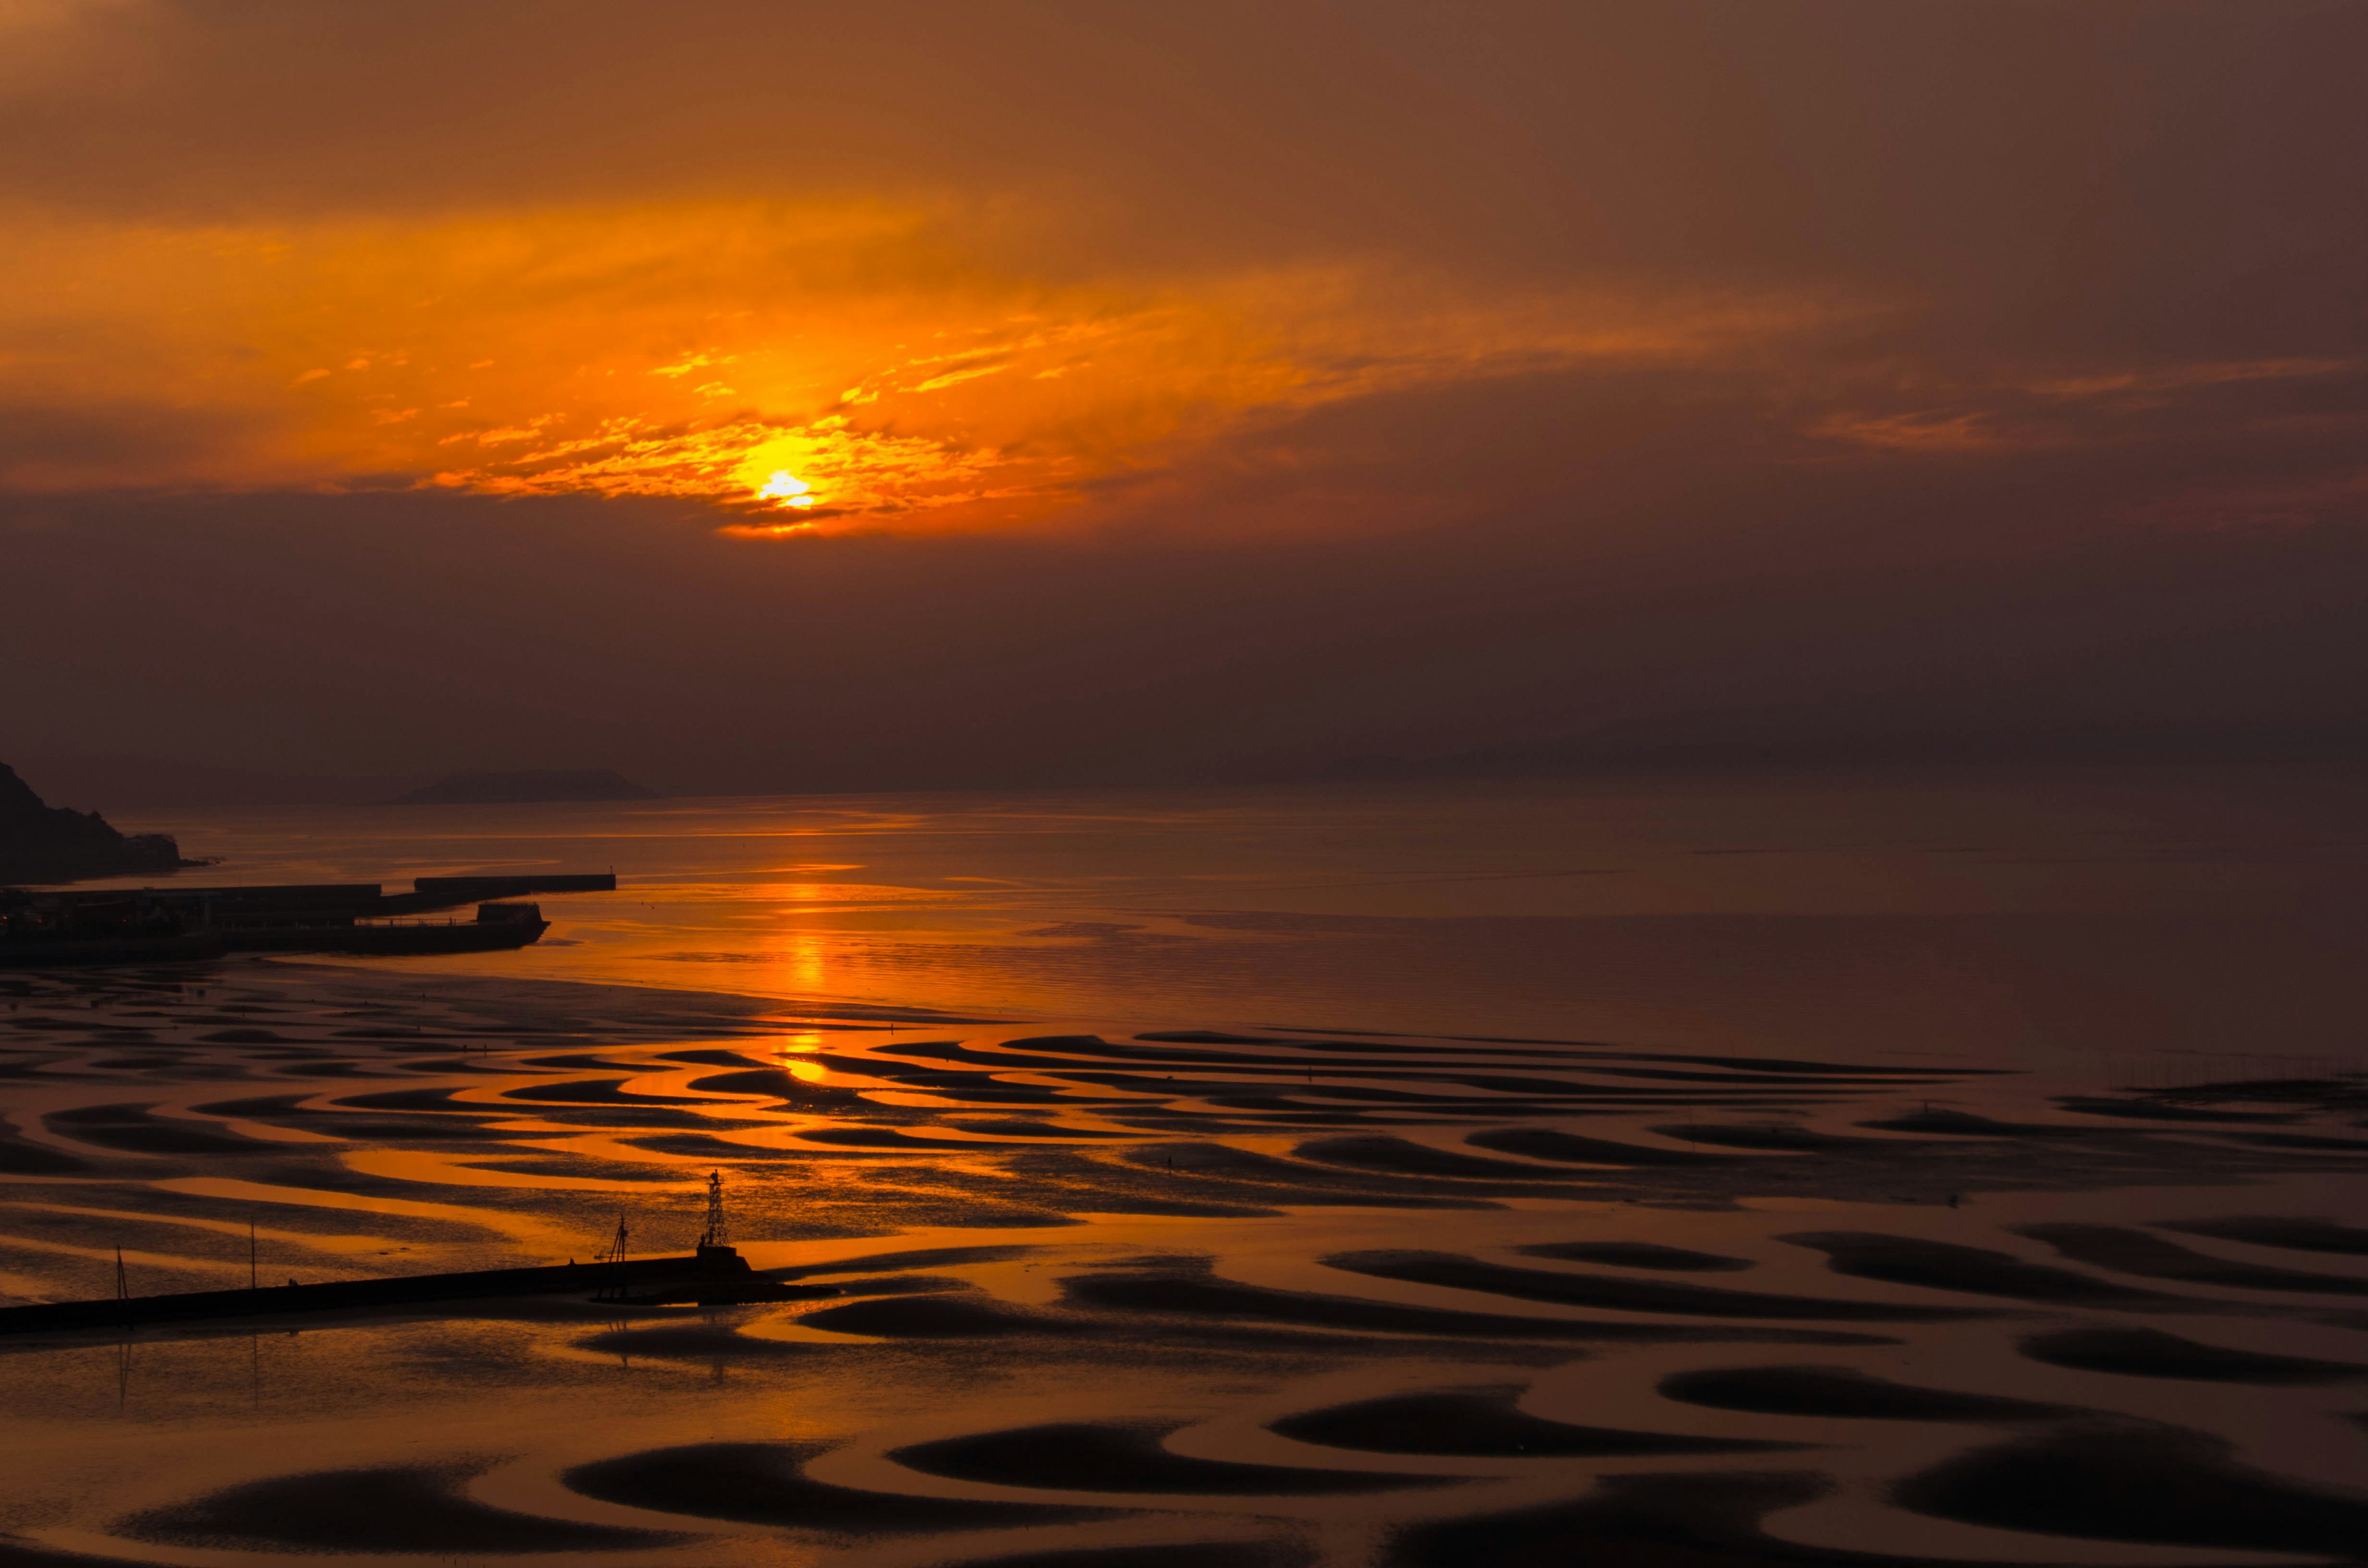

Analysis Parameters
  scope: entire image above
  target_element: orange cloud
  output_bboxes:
[1804,355,2366,465]
[0,200,1850,535]
[1809,409,2005,453]
[2028,358,2356,401]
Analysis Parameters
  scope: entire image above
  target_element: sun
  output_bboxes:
[756,469,816,507]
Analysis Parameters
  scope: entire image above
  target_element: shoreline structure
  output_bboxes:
[0,1245,829,1339]
[0,873,617,965]
[0,1173,828,1338]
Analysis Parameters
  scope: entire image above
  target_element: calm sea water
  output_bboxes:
[95,765,2368,1073]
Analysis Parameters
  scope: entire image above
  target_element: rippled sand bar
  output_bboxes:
[1,953,2364,1567]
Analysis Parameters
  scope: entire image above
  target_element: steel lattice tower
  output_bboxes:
[699,1170,728,1249]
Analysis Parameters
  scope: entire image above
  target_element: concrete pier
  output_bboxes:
[0,1246,831,1337]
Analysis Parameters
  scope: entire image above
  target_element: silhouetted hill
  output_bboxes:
[0,763,187,884]
[389,770,662,806]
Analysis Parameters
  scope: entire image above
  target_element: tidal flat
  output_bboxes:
[1,954,2364,1568]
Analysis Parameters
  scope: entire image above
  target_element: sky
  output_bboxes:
[2,0,2364,802]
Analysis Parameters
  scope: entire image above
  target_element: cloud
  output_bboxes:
[1810,411,2005,453]
[2,3,2359,543]
[0,199,1856,531]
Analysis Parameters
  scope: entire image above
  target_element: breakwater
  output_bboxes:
[0,1245,830,1337]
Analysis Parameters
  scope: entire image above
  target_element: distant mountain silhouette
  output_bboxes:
[389,769,662,806]
[1325,708,2368,781]
[0,763,187,884]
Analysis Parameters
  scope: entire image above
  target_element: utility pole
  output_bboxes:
[596,1212,631,1303]
[249,1218,257,1292]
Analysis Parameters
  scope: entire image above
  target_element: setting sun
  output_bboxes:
[757,469,815,508]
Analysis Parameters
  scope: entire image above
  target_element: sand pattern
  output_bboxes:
[0,959,2364,1565]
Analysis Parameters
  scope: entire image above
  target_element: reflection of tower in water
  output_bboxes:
[113,1244,133,1408]
[699,1172,731,1385]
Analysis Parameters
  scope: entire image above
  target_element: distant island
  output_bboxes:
[389,769,662,806]
[1324,709,2368,782]
[0,763,189,884]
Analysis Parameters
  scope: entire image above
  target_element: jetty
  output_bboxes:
[0,1177,831,1337]
[0,872,617,965]
[0,1247,829,1339]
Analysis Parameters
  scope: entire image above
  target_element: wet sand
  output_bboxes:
[565,1440,1112,1532]
[124,1461,685,1554]
[0,956,2364,1566]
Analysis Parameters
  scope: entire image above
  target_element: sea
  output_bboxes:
[100,763,2368,1077]
[4,764,2363,1566]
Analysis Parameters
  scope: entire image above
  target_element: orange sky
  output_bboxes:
[0,197,1863,536]
[2,1,2364,792]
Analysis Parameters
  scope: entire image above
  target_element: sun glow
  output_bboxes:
[757,469,815,507]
